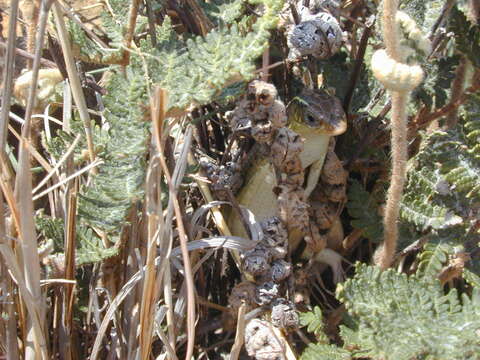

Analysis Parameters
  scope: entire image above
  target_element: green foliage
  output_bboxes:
[201,0,246,24]
[414,55,459,108]
[36,213,118,266]
[300,306,352,360]
[416,241,453,281]
[422,130,480,201]
[299,306,328,342]
[78,69,148,234]
[401,167,462,232]
[400,95,480,256]
[301,343,351,360]
[449,6,480,67]
[346,180,383,243]
[67,0,129,64]
[135,0,284,113]
[335,263,480,360]
[41,68,148,264]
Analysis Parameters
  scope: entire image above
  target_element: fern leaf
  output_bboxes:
[78,69,148,234]
[346,180,383,243]
[299,306,328,343]
[301,343,351,360]
[416,242,453,281]
[401,167,462,231]
[136,0,284,114]
[336,263,480,360]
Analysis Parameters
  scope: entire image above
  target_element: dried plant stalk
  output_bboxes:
[52,2,96,165]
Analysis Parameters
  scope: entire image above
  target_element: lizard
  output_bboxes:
[226,85,347,282]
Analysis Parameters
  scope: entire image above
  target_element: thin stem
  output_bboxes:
[377,0,408,270]
[379,92,407,269]
[52,2,96,165]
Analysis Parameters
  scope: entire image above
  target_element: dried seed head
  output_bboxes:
[249,80,278,108]
[252,119,275,144]
[277,185,310,234]
[287,12,342,60]
[271,128,304,169]
[297,0,341,18]
[278,166,305,188]
[226,103,252,133]
[242,246,272,277]
[260,217,289,260]
[271,298,299,331]
[245,319,286,360]
[323,183,347,203]
[261,217,288,242]
[228,281,257,312]
[200,159,244,200]
[268,100,288,129]
[269,259,292,283]
[309,201,336,230]
[320,150,347,185]
[255,281,280,305]
[304,222,327,253]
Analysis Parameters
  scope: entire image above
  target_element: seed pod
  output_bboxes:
[320,150,347,185]
[261,217,289,259]
[309,201,336,230]
[268,100,288,129]
[271,298,299,331]
[269,259,292,283]
[242,245,272,277]
[287,12,342,60]
[249,80,278,108]
[323,183,347,203]
[271,128,304,170]
[252,119,275,144]
[255,281,280,305]
[297,0,341,19]
[245,319,286,360]
[276,185,310,235]
[228,281,257,312]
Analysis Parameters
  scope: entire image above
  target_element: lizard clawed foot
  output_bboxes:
[311,248,345,283]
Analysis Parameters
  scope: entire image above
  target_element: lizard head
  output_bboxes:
[287,88,347,136]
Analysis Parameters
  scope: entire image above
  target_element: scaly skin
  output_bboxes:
[228,89,346,262]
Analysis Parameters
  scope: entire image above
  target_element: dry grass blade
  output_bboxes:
[32,159,103,201]
[229,303,246,360]
[138,87,167,360]
[32,134,81,194]
[158,125,196,360]
[61,188,77,358]
[13,0,52,357]
[52,2,96,165]
[0,1,21,354]
[0,245,48,359]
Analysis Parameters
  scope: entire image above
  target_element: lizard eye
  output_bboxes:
[306,114,317,125]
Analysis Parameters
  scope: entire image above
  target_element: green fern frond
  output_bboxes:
[301,343,351,360]
[299,306,328,343]
[336,263,480,360]
[416,242,454,281]
[464,269,480,288]
[78,69,148,235]
[463,94,480,160]
[401,168,462,231]
[448,6,480,67]
[36,213,118,266]
[422,130,480,201]
[346,180,383,243]
[136,0,284,114]
[201,0,246,24]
